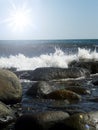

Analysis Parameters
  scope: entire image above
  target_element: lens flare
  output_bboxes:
[4,2,33,32]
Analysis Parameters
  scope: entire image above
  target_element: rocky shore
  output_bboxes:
[1,61,98,130]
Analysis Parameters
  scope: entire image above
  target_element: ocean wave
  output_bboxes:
[0,48,98,71]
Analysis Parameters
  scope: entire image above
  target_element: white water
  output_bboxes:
[0,48,98,71]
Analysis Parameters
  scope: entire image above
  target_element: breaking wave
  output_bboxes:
[0,47,98,71]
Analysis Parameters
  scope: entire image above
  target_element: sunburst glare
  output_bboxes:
[5,2,33,32]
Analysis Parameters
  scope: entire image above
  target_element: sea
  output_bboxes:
[0,39,98,71]
[1,39,98,130]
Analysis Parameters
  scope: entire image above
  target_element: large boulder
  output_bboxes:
[14,111,69,130]
[31,67,90,81]
[14,67,90,81]
[0,69,22,104]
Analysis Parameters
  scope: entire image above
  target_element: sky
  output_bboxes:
[0,0,98,40]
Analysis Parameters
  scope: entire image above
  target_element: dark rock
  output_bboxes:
[14,67,90,81]
[14,111,98,130]
[49,122,76,130]
[14,114,43,130]
[26,81,55,98]
[14,111,69,130]
[31,67,90,81]
[63,112,96,130]
[44,89,82,102]
[69,61,98,74]
[14,70,32,80]
[87,98,98,102]
[88,111,98,128]
[0,101,15,128]
[4,67,17,72]
[65,86,91,95]
[92,80,98,86]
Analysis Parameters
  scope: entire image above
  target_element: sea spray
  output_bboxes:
[0,48,98,71]
[78,47,98,61]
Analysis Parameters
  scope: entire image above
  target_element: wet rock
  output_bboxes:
[63,112,96,130]
[14,70,32,80]
[0,101,15,128]
[92,80,98,86]
[69,61,98,74]
[65,86,91,95]
[48,122,72,130]
[87,98,98,102]
[14,111,69,130]
[26,79,91,99]
[31,67,90,81]
[55,77,92,87]
[44,89,82,102]
[25,80,84,102]
[14,114,43,130]
[4,67,17,72]
[87,111,98,129]
[0,69,22,104]
[55,79,83,86]
[26,81,54,98]
[14,111,98,130]
[14,67,90,81]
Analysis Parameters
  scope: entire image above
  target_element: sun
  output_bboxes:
[6,2,32,32]
[9,9,31,31]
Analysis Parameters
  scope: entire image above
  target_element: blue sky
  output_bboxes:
[0,0,98,40]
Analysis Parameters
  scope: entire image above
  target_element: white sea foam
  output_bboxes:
[78,48,98,61]
[0,48,98,71]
